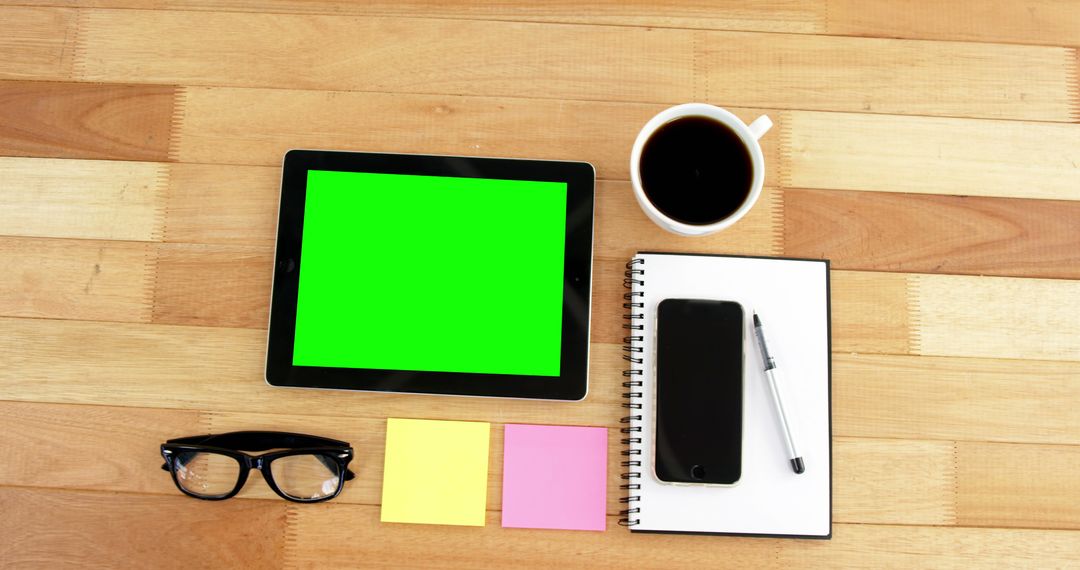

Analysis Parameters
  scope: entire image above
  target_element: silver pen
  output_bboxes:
[753,312,805,474]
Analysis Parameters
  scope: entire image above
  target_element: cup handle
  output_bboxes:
[747,115,773,140]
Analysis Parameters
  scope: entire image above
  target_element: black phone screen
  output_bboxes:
[654,298,744,485]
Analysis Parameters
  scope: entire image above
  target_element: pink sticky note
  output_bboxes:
[501,424,607,531]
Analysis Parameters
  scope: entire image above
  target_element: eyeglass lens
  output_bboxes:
[270,454,342,500]
[174,451,241,497]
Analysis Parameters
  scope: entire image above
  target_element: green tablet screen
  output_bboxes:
[292,170,568,376]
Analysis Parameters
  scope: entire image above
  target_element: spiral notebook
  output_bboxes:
[620,252,832,538]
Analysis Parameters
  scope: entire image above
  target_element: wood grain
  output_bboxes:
[0,237,154,322]
[0,401,199,496]
[776,523,1080,568]
[290,507,1080,568]
[699,31,1076,122]
[0,6,76,80]
[10,0,1080,50]
[783,189,1080,279]
[0,81,177,161]
[5,317,1078,450]
[151,243,273,328]
[956,442,1080,530]
[4,486,1074,570]
[73,9,1078,122]
[833,438,955,526]
[163,162,281,246]
[170,84,786,177]
[175,86,781,181]
[830,270,911,355]
[827,0,1080,48]
[834,353,1080,446]
[0,157,166,242]
[3,1,825,33]
[77,10,697,104]
[781,111,1080,201]
[0,487,288,569]
[287,506,779,569]
[0,317,624,426]
[913,274,1080,362]
[176,86,660,177]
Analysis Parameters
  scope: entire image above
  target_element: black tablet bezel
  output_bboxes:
[266,150,594,400]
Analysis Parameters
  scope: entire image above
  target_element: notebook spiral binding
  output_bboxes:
[619,257,645,527]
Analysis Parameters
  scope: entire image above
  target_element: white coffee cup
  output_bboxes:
[630,103,772,236]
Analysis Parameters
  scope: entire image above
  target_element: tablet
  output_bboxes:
[266,150,594,400]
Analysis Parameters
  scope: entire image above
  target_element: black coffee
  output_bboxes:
[639,117,753,225]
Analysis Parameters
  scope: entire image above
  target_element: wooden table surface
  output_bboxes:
[1,1,1079,568]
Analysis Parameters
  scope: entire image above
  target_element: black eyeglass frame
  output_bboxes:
[160,431,355,503]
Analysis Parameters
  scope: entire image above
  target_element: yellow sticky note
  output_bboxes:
[381,418,490,526]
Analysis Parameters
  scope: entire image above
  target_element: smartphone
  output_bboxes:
[653,298,744,485]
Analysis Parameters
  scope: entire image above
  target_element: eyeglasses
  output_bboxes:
[160,431,355,503]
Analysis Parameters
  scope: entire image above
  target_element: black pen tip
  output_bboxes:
[753,313,761,326]
[791,457,805,474]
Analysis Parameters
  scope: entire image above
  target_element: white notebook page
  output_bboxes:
[628,253,831,537]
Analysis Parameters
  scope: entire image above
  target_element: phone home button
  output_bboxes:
[690,464,706,480]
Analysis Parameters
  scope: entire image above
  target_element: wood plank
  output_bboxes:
[75,10,1077,122]
[0,6,76,80]
[830,270,911,355]
[956,442,1080,530]
[700,32,1075,122]
[290,506,1080,567]
[0,401,200,496]
[0,237,154,322]
[0,317,623,426]
[833,438,955,526]
[77,10,696,104]
[175,87,781,181]
[163,162,280,246]
[0,157,166,242]
[6,317,1076,448]
[781,111,1080,201]
[175,86,660,177]
[775,523,1080,568]
[290,507,780,568]
[827,0,1080,49]
[151,243,274,329]
[0,80,177,161]
[913,274,1080,362]
[4,0,825,33]
[783,189,1080,280]
[10,0,1080,49]
[835,353,1080,446]
[0,487,288,568]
